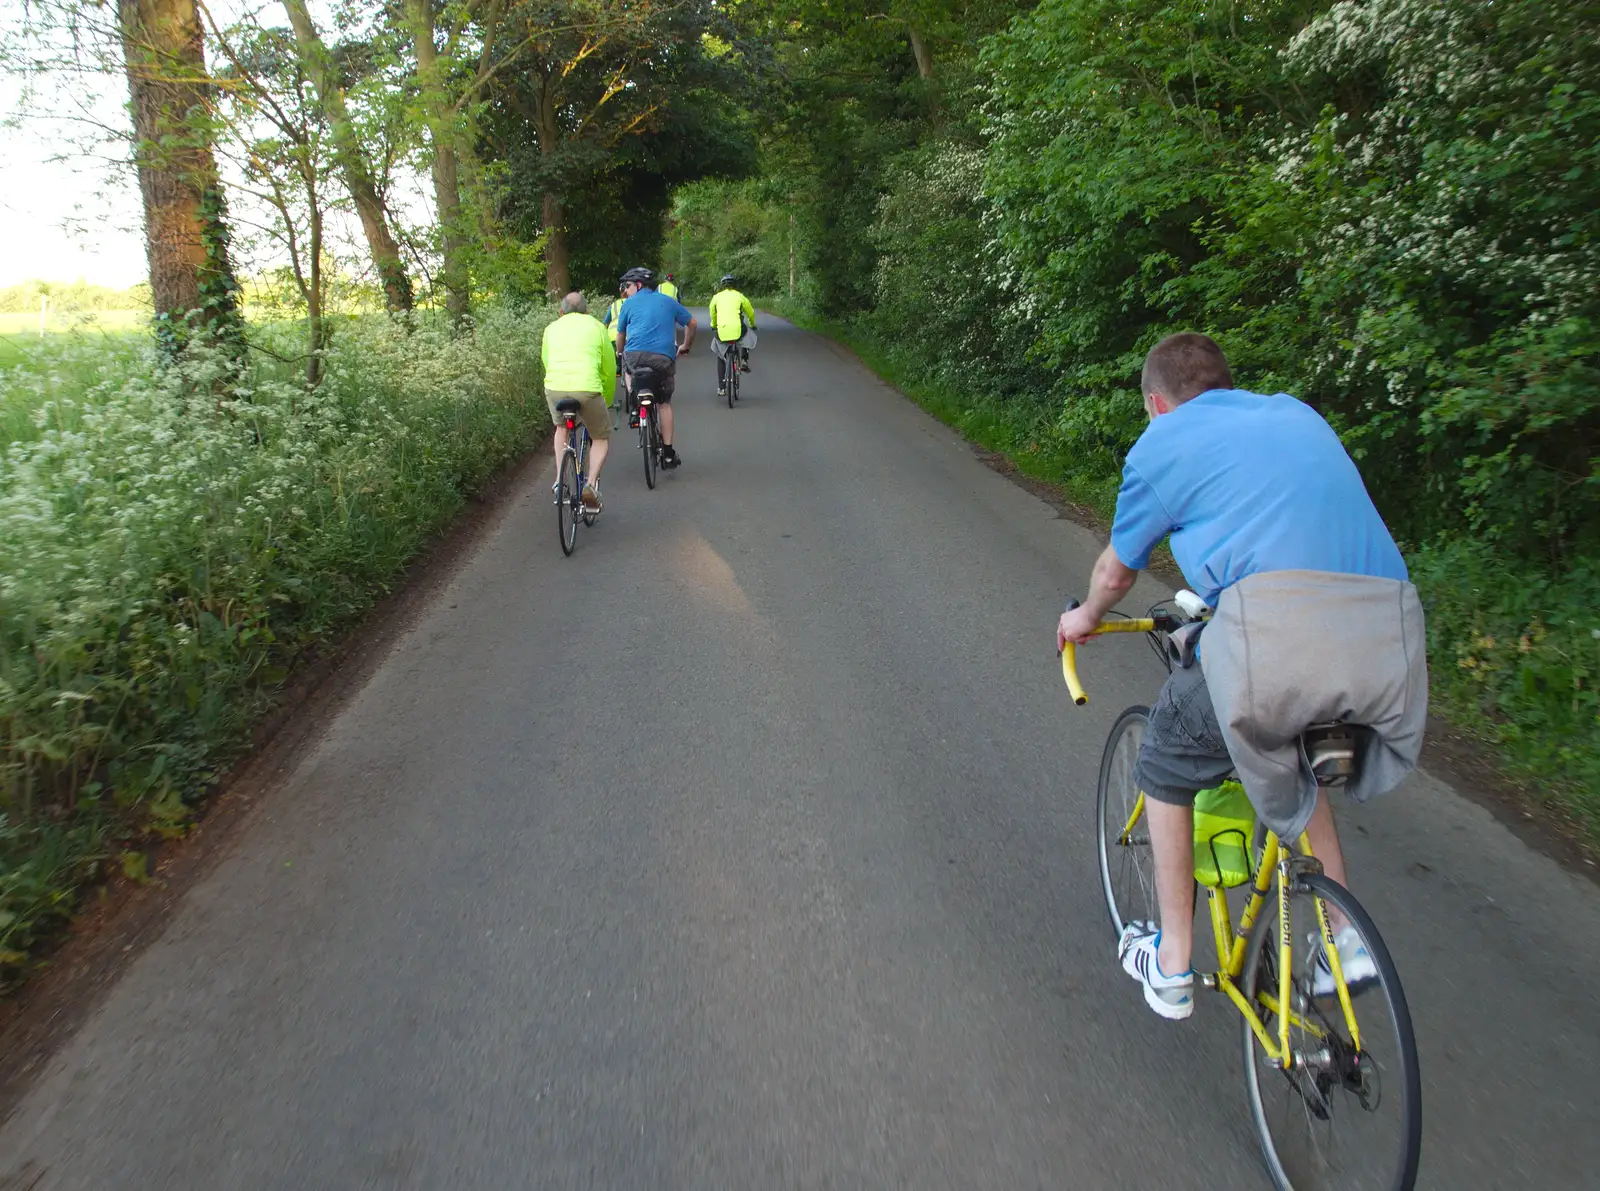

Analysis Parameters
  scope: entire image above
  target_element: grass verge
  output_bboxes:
[767,299,1600,851]
[1,305,553,986]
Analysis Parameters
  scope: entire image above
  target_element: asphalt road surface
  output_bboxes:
[3,314,1596,1189]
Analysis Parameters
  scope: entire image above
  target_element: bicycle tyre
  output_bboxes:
[1240,871,1422,1191]
[728,360,737,407]
[557,449,578,556]
[641,411,657,489]
[1096,705,1158,939]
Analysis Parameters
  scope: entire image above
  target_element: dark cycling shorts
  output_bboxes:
[1135,662,1234,806]
[624,351,677,403]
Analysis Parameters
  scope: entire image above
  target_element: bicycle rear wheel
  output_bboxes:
[641,411,657,489]
[1096,705,1158,939]
[556,449,578,555]
[728,359,738,407]
[1241,871,1422,1191]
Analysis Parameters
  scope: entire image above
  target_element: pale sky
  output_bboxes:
[0,0,387,293]
[0,77,148,290]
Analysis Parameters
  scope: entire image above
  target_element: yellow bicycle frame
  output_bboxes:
[1075,617,1364,1066]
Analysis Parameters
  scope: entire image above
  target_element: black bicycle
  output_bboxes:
[552,398,598,556]
[625,359,671,488]
[724,344,740,407]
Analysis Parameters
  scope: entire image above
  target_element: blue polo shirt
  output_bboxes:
[614,288,691,357]
[1110,389,1407,606]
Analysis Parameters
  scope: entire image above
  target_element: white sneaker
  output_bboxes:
[1118,921,1194,1020]
[1312,924,1379,998]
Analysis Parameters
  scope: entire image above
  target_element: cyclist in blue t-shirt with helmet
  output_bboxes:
[615,266,696,469]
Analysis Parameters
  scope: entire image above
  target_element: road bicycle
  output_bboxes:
[1061,595,1422,1191]
[552,398,599,556]
[634,387,662,489]
[723,342,741,407]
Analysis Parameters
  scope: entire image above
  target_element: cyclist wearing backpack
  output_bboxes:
[615,266,695,469]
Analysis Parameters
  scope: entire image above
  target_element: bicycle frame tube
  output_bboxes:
[1304,831,1365,1049]
[1226,832,1281,977]
[1277,852,1296,1065]
[1118,792,1146,846]
[1211,831,1287,1065]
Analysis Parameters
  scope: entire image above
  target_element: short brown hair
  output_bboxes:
[1141,332,1233,404]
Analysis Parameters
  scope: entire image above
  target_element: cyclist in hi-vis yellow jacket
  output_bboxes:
[708,275,756,397]
[601,284,628,402]
[658,275,680,301]
[542,292,617,510]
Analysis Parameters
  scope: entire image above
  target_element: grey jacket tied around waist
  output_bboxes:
[1199,570,1428,841]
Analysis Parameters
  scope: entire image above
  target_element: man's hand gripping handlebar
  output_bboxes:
[1056,598,1158,706]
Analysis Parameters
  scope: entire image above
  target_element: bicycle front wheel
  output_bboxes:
[557,449,579,555]
[1241,871,1422,1191]
[1096,705,1158,939]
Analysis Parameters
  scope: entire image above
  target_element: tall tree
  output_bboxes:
[401,0,469,321]
[210,18,336,386]
[282,0,413,313]
[485,0,748,296]
[117,0,244,343]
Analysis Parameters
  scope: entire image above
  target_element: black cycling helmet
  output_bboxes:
[620,266,656,286]
[719,274,738,289]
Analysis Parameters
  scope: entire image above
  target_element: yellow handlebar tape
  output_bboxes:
[1060,618,1158,708]
[1061,643,1088,706]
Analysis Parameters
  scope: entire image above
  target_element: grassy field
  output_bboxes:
[0,310,147,369]
[1,313,152,442]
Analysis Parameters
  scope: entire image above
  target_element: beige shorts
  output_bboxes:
[545,390,611,440]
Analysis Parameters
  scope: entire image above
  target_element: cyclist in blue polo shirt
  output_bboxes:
[615,266,696,469]
[1057,331,1425,1022]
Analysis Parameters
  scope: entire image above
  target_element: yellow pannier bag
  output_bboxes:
[1194,780,1256,888]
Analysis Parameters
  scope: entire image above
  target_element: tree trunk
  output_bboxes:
[402,0,469,323]
[283,0,412,313]
[532,86,569,298]
[542,193,570,297]
[117,0,243,342]
[305,173,324,388]
[909,27,933,80]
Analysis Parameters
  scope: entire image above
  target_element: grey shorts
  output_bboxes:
[624,351,677,402]
[1136,662,1235,806]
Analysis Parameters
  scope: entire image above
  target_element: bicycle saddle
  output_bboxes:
[554,398,583,414]
[1301,722,1364,787]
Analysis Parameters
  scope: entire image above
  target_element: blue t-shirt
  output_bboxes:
[1110,389,1407,606]
[614,288,691,357]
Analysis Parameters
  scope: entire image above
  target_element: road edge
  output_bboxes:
[0,446,552,1123]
